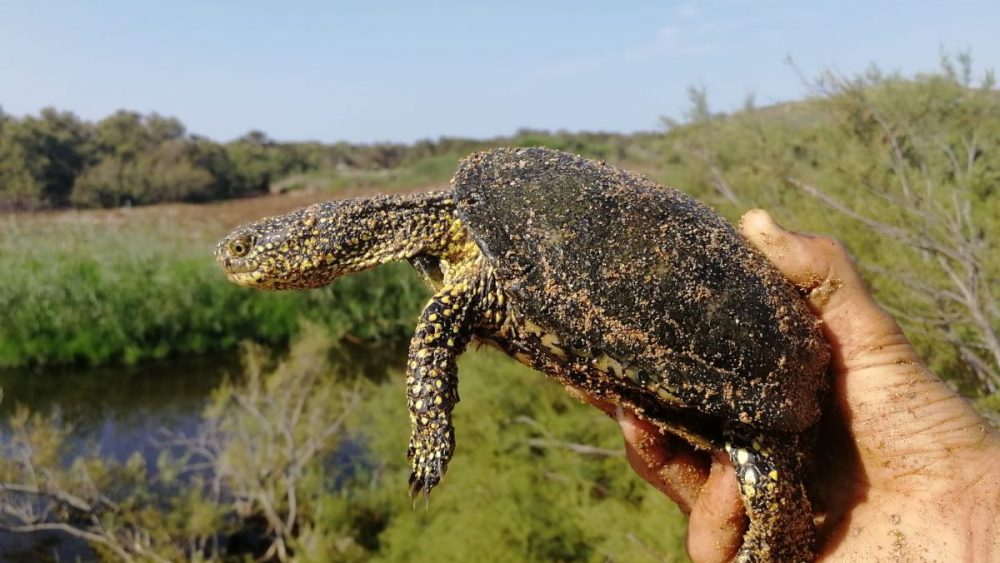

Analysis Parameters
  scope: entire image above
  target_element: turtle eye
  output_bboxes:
[568,337,593,358]
[229,236,254,257]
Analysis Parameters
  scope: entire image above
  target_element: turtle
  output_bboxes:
[215,147,830,562]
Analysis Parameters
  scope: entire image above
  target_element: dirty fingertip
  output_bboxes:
[614,406,647,434]
[565,385,616,416]
[738,208,784,238]
[739,209,794,259]
[616,407,669,453]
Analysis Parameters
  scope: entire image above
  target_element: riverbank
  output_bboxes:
[0,328,691,561]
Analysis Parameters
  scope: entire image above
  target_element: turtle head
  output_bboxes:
[215,199,394,290]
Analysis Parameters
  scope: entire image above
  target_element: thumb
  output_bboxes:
[738,208,912,372]
[738,210,983,469]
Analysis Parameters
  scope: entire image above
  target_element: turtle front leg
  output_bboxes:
[724,426,815,562]
[406,279,478,498]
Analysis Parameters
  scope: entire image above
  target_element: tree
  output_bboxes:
[0,108,92,208]
[93,110,149,159]
[73,140,216,206]
[787,59,1000,392]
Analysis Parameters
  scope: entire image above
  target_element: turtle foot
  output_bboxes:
[407,433,452,502]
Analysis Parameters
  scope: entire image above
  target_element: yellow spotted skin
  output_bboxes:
[216,190,504,499]
[404,268,502,495]
[215,192,463,291]
[725,431,813,563]
[216,149,829,563]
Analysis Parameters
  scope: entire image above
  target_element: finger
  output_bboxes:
[566,386,710,512]
[617,407,710,513]
[686,455,745,563]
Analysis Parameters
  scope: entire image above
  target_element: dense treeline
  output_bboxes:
[0,110,291,209]
[0,106,643,210]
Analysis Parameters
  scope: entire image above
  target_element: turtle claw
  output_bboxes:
[408,457,444,505]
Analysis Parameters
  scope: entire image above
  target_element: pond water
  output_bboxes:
[0,354,237,561]
[0,354,236,464]
[0,341,407,561]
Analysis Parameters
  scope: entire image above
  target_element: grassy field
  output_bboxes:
[0,187,434,368]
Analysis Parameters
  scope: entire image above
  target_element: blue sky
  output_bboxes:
[2,1,998,143]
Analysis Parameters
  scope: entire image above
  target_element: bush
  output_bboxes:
[0,329,690,562]
[664,55,1000,396]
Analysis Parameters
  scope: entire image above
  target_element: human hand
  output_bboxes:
[572,209,1000,561]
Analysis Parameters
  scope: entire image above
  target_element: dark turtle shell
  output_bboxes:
[453,147,829,433]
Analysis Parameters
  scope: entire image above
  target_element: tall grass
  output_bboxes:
[0,215,428,368]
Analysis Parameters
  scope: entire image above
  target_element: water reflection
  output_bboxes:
[0,339,407,561]
[0,340,406,464]
[0,354,236,463]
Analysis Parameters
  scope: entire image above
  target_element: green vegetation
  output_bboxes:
[357,348,688,563]
[658,55,1000,397]
[0,103,647,211]
[0,215,428,367]
[0,111,303,210]
[0,327,689,562]
[0,54,998,560]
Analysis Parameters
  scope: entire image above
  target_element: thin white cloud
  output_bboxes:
[677,3,699,20]
[630,14,790,60]
[624,23,722,60]
[534,8,789,80]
